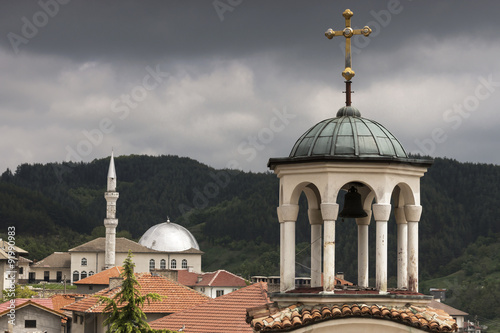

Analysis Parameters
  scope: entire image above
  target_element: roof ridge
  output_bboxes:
[0,300,65,318]
[207,270,221,286]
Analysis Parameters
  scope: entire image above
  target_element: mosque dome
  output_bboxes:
[139,219,200,252]
[288,106,407,160]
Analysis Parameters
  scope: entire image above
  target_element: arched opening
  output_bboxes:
[81,271,87,279]
[335,181,375,287]
[149,259,155,272]
[171,259,177,269]
[182,259,188,269]
[160,259,166,269]
[73,270,79,282]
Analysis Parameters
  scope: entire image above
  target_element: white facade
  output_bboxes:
[195,286,239,298]
[0,303,66,333]
[70,245,202,283]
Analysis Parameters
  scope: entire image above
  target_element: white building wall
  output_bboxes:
[195,286,240,298]
[71,252,104,283]
[70,251,202,283]
[30,267,71,282]
[0,305,64,333]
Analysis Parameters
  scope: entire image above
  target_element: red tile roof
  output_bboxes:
[64,273,210,314]
[0,298,53,313]
[247,302,458,332]
[149,282,270,333]
[74,266,123,285]
[429,300,469,317]
[177,269,248,288]
[0,299,65,318]
[50,294,81,312]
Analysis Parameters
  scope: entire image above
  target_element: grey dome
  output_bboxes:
[139,221,200,252]
[290,112,407,159]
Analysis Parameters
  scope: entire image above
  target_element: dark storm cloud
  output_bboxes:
[1,0,500,172]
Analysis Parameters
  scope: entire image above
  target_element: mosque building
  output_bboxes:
[29,151,203,284]
[68,151,203,283]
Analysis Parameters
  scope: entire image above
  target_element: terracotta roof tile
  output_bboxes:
[177,269,248,288]
[149,282,270,332]
[69,237,203,254]
[69,237,159,253]
[429,300,469,317]
[18,256,32,263]
[74,266,123,285]
[32,252,70,268]
[247,302,458,332]
[50,294,80,312]
[63,273,209,314]
[0,298,54,313]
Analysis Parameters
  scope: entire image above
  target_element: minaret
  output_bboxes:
[104,151,119,269]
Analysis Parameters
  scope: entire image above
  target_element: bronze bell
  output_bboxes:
[339,186,368,218]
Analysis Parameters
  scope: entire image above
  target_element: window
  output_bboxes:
[160,259,166,269]
[171,259,177,269]
[89,271,94,276]
[56,271,62,282]
[233,288,238,292]
[19,267,23,275]
[73,271,79,282]
[44,271,49,282]
[216,290,224,297]
[81,258,87,266]
[182,259,188,269]
[81,271,87,279]
[25,320,36,328]
[200,287,205,292]
[89,285,93,291]
[149,259,155,272]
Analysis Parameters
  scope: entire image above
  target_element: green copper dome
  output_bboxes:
[289,108,407,159]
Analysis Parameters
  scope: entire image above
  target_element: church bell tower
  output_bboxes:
[268,9,432,294]
[104,151,119,269]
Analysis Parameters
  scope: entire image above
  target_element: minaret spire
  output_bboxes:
[104,151,119,269]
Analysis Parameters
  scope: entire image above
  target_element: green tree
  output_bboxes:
[2,284,37,300]
[100,251,162,333]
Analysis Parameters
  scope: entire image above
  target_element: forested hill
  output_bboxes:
[1,155,500,283]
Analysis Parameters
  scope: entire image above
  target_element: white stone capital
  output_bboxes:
[404,205,422,222]
[372,203,391,222]
[308,208,323,225]
[280,204,299,222]
[320,203,339,221]
[277,206,283,223]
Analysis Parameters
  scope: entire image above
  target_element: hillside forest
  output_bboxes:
[1,154,500,326]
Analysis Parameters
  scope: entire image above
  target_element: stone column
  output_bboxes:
[395,207,408,289]
[405,205,422,293]
[320,203,339,293]
[279,204,299,292]
[373,203,391,293]
[308,208,323,288]
[356,210,371,288]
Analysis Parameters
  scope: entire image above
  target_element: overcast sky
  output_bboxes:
[1,0,499,173]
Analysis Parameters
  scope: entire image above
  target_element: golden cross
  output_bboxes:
[325,9,372,82]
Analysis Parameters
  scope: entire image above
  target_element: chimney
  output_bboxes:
[109,277,123,289]
[151,269,178,282]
